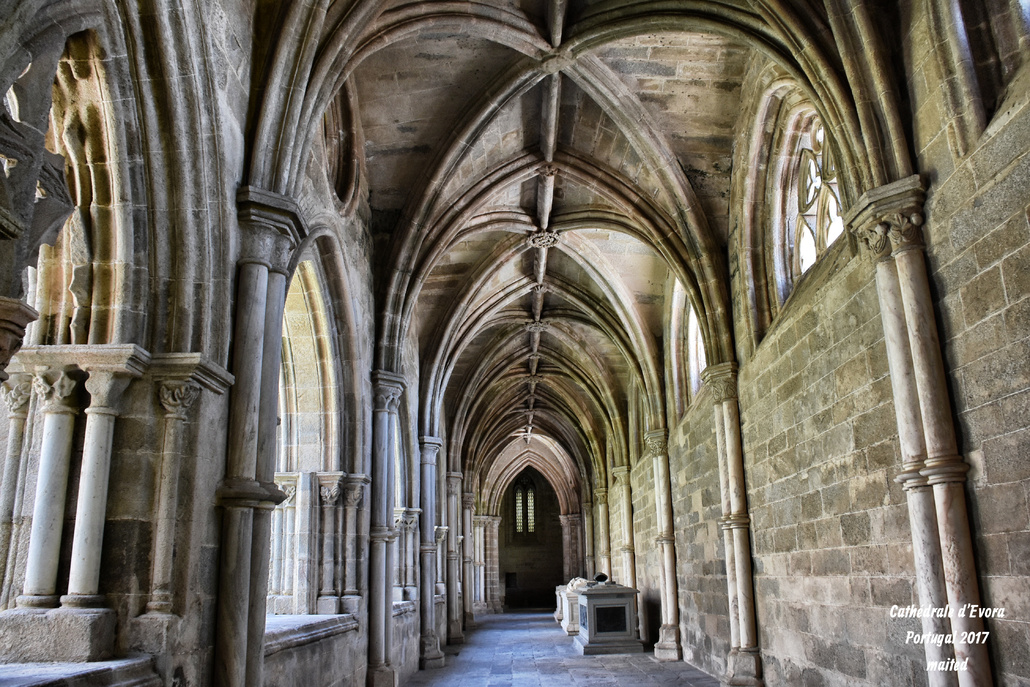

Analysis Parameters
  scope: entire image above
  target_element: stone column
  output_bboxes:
[418,437,445,668]
[559,514,574,582]
[581,499,594,579]
[63,348,149,608]
[214,187,302,687]
[595,488,611,577]
[461,492,475,628]
[146,380,201,613]
[472,515,486,609]
[368,371,403,687]
[704,363,762,685]
[852,201,956,686]
[645,430,682,661]
[445,472,463,643]
[17,368,79,608]
[485,516,501,612]
[710,390,739,650]
[0,298,37,384]
[342,474,368,614]
[317,476,343,614]
[610,466,635,588]
[0,375,31,604]
[848,177,984,685]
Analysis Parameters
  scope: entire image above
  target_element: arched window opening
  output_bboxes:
[783,113,844,280]
[513,477,536,535]
[687,303,707,397]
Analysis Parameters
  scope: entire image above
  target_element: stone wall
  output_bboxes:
[669,390,728,678]
[631,444,662,646]
[264,616,365,687]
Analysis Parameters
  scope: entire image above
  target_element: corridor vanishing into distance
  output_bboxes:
[404,612,720,687]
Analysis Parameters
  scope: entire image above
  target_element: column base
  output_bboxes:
[16,594,59,609]
[420,632,445,669]
[0,607,116,661]
[317,595,341,614]
[129,611,181,655]
[60,593,107,608]
[463,611,476,629]
[367,665,397,687]
[654,624,682,661]
[722,649,764,687]
[448,619,464,644]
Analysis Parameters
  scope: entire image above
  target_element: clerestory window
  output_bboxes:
[783,113,845,279]
[513,477,536,534]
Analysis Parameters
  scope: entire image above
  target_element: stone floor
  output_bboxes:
[405,612,721,687]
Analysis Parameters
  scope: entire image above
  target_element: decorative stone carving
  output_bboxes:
[320,483,341,506]
[524,320,549,333]
[702,362,738,403]
[527,230,561,249]
[158,380,201,419]
[1,375,31,414]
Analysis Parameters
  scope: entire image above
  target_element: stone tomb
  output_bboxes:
[573,580,643,655]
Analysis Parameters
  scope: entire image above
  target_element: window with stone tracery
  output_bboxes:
[514,477,535,535]
[783,113,845,279]
[687,303,706,397]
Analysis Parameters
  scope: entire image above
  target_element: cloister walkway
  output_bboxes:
[405,612,721,687]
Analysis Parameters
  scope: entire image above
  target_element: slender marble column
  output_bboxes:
[18,368,79,608]
[856,216,956,686]
[847,177,981,684]
[368,372,403,687]
[595,488,611,577]
[710,388,739,649]
[318,477,342,612]
[342,474,368,614]
[461,492,475,627]
[704,363,762,685]
[610,466,635,588]
[889,213,990,687]
[581,499,595,579]
[419,437,445,668]
[472,515,486,607]
[64,356,148,607]
[646,430,682,661]
[485,517,501,612]
[446,472,463,643]
[0,375,31,603]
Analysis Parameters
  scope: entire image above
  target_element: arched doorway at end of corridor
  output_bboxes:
[498,467,564,609]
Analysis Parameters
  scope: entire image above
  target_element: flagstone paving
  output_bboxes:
[405,612,722,687]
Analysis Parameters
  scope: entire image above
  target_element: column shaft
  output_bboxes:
[0,376,31,607]
[874,257,956,685]
[19,371,77,606]
[894,233,990,687]
[419,438,444,668]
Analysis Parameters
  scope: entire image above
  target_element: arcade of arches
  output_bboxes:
[0,2,1028,686]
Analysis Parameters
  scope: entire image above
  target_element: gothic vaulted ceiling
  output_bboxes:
[342,0,752,502]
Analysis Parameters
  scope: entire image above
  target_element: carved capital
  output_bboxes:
[372,371,404,412]
[158,380,201,419]
[845,175,926,262]
[237,186,306,272]
[420,436,443,465]
[462,493,476,511]
[702,362,738,403]
[595,488,608,506]
[884,212,925,254]
[320,483,342,506]
[446,472,463,496]
[343,474,369,507]
[2,373,32,415]
[644,429,667,458]
[34,368,79,413]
